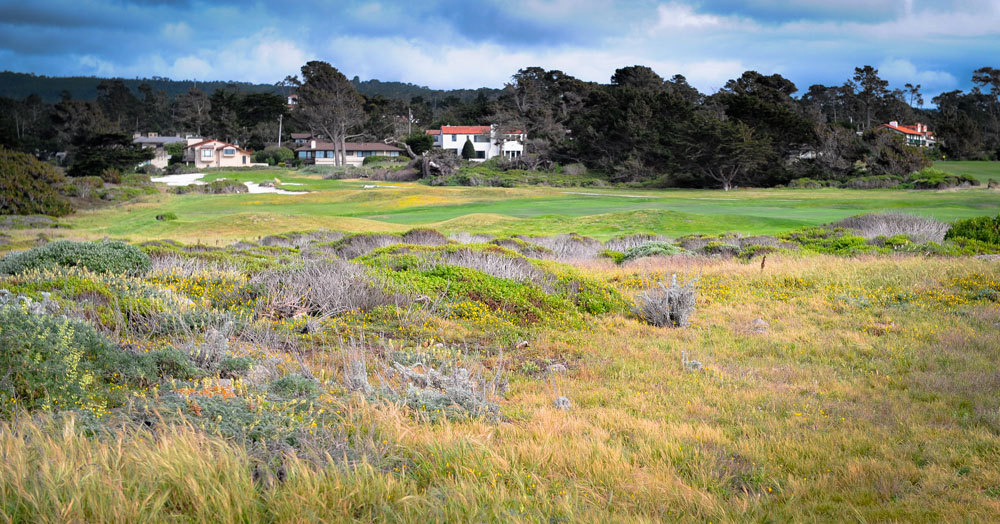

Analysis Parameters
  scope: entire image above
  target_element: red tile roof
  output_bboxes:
[425,129,441,135]
[879,123,931,136]
[440,125,491,134]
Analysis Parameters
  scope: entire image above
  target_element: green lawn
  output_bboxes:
[935,160,1000,184]
[48,167,1000,243]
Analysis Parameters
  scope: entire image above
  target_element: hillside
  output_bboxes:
[0,70,500,103]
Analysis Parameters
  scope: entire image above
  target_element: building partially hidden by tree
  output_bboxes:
[877,122,936,148]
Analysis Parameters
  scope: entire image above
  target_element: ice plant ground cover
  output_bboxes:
[1,222,999,522]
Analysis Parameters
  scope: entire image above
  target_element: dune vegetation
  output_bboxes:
[2,205,1000,521]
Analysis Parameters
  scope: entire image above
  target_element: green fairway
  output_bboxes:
[51,168,1000,243]
[935,160,1000,184]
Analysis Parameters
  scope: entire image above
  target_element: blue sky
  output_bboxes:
[1,0,997,100]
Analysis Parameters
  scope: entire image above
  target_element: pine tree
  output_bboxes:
[461,137,476,159]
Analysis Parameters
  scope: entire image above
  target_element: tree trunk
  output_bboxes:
[341,134,347,167]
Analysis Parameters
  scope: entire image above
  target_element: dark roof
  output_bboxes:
[295,142,403,152]
[290,133,314,139]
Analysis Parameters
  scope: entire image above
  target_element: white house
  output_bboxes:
[426,125,525,161]
[295,140,404,167]
[878,121,936,148]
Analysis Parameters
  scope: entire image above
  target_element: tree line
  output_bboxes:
[1,63,998,187]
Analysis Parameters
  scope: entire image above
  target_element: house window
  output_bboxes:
[223,148,236,156]
[200,149,213,159]
[451,135,457,142]
[476,151,486,159]
[298,151,308,159]
[474,135,490,143]
[242,156,247,164]
[357,151,377,157]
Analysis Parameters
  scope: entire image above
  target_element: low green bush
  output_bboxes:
[269,374,319,398]
[172,180,247,194]
[621,242,688,262]
[908,167,979,189]
[946,214,1000,246]
[362,155,409,166]
[598,249,625,264]
[0,305,150,416]
[0,240,151,276]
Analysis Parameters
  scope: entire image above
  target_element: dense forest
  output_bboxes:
[2,64,998,189]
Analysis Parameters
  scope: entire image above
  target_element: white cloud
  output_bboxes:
[161,22,192,41]
[878,58,957,91]
[652,2,724,30]
[320,34,745,93]
[77,55,117,76]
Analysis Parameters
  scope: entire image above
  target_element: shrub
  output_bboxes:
[622,241,689,262]
[0,305,150,416]
[0,240,151,276]
[362,155,408,166]
[269,374,318,398]
[527,234,603,260]
[123,173,153,185]
[171,180,248,195]
[843,175,903,189]
[604,233,670,253]
[331,233,403,259]
[909,167,979,189]
[787,178,840,189]
[251,260,400,318]
[156,212,178,221]
[946,214,1000,246]
[400,228,449,246]
[0,146,73,217]
[832,213,950,244]
[254,146,294,166]
[414,247,554,288]
[599,249,625,264]
[632,274,697,328]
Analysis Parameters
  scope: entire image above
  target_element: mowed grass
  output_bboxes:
[936,160,1000,184]
[2,256,999,522]
[42,165,1000,244]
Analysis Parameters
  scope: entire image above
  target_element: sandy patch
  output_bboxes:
[151,173,207,186]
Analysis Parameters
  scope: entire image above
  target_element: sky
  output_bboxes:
[1,0,998,101]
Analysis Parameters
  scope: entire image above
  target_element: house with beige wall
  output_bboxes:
[183,139,254,168]
[133,134,201,169]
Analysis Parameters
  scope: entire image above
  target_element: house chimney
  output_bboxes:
[889,121,898,128]
[310,139,316,149]
[148,132,158,138]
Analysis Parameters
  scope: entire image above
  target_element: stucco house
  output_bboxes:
[294,140,404,167]
[878,121,936,147]
[133,133,199,169]
[426,125,525,161]
[183,139,254,168]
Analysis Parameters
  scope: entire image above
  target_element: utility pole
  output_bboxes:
[277,114,283,147]
[408,107,412,135]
